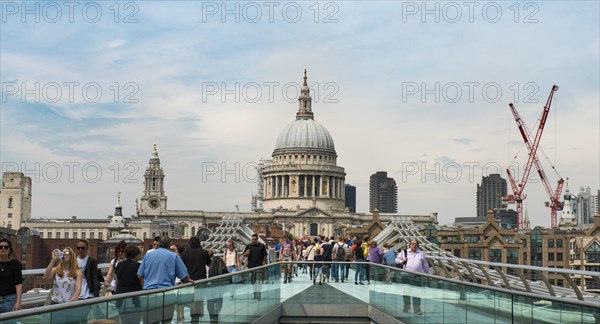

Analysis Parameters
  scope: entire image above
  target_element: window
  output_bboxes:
[47,232,52,239]
[468,248,481,260]
[64,232,69,239]
[56,232,61,239]
[465,235,479,243]
[548,239,554,248]
[587,279,600,290]
[143,232,147,239]
[522,239,527,247]
[7,213,12,219]
[90,232,95,239]
[585,242,600,263]
[99,232,103,240]
[73,232,77,239]
[530,228,543,267]
[82,232,86,239]
[8,197,13,208]
[548,253,554,261]
[507,249,519,264]
[557,239,563,248]
[557,253,563,261]
[489,249,502,263]
[40,232,44,238]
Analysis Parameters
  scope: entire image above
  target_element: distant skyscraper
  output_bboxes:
[476,174,507,217]
[369,171,397,213]
[576,187,594,225]
[345,184,356,213]
[592,190,600,216]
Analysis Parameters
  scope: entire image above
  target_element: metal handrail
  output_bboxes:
[426,256,600,277]
[3,262,599,322]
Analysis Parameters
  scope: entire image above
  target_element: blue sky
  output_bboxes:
[1,1,599,227]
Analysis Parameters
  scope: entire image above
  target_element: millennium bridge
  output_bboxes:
[2,216,598,323]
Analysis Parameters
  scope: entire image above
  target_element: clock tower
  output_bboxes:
[140,144,168,215]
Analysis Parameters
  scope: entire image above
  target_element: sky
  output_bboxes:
[1,1,599,228]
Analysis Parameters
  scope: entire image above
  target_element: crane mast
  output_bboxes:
[506,85,561,229]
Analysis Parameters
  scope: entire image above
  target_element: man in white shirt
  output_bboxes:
[402,239,431,315]
[75,240,102,321]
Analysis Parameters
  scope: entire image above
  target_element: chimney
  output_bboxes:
[373,209,380,222]
[486,209,495,223]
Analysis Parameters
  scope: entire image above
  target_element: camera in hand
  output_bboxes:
[53,249,64,260]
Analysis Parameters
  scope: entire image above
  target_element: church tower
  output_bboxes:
[559,179,576,229]
[0,172,32,230]
[139,144,168,215]
[108,192,127,236]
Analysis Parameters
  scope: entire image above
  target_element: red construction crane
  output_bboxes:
[505,85,562,229]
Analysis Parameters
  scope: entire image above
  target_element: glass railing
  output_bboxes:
[364,263,600,324]
[2,261,599,324]
[1,263,282,324]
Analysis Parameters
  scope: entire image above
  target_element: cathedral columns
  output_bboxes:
[333,177,337,198]
[303,175,308,197]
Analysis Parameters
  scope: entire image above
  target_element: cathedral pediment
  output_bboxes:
[296,207,332,218]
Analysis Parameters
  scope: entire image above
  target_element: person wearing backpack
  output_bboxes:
[361,236,371,284]
[343,240,354,281]
[332,237,347,283]
[353,239,365,285]
[207,250,229,324]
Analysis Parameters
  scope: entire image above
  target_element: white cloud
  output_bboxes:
[1,1,598,228]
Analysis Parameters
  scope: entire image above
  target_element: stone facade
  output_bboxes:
[435,209,600,292]
[0,172,32,230]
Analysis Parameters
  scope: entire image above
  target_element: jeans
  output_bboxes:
[331,261,338,280]
[228,265,239,283]
[354,259,365,282]
[314,266,322,279]
[0,294,16,314]
[337,262,347,281]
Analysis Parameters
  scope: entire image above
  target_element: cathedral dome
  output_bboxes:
[274,119,336,155]
[272,70,336,156]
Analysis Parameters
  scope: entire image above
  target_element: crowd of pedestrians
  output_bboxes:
[1,233,432,320]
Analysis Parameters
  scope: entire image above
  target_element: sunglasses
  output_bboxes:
[0,245,10,250]
[62,251,71,255]
[76,246,87,250]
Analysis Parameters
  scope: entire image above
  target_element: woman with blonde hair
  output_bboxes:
[44,247,82,304]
